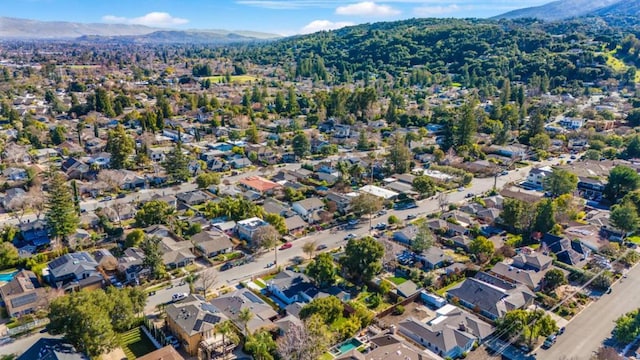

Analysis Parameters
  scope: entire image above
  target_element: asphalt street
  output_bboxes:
[144,163,541,312]
[538,261,640,360]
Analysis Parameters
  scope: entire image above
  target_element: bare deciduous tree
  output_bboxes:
[198,268,218,298]
[254,224,280,264]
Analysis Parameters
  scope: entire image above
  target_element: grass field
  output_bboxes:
[387,276,408,285]
[119,327,157,360]
[603,48,640,83]
[204,75,257,83]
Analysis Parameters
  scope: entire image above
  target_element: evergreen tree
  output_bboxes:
[291,131,310,158]
[163,142,190,182]
[46,171,79,241]
[106,125,135,169]
[387,134,411,174]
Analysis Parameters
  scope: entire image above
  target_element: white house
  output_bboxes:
[235,217,269,242]
[526,166,553,189]
[291,197,324,221]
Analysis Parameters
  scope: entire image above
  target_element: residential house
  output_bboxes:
[145,225,196,269]
[476,208,501,224]
[525,166,553,190]
[46,252,103,291]
[488,262,546,291]
[450,235,472,251]
[137,346,184,360]
[511,251,553,272]
[284,216,307,235]
[209,289,278,335]
[0,270,53,318]
[113,170,146,190]
[291,197,325,222]
[447,272,535,320]
[176,190,210,207]
[416,247,452,270]
[489,144,528,159]
[238,176,281,195]
[2,143,31,164]
[117,247,149,283]
[393,225,419,245]
[336,333,435,360]
[266,270,317,305]
[61,157,91,179]
[18,338,88,360]
[359,185,398,200]
[326,191,354,214]
[4,167,28,181]
[395,280,422,298]
[2,188,26,210]
[235,217,269,242]
[483,195,504,210]
[263,198,295,218]
[165,294,231,357]
[541,233,589,267]
[399,304,494,359]
[191,231,234,258]
[229,157,252,169]
[32,148,59,163]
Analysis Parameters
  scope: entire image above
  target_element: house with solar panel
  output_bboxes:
[0,270,56,318]
[44,252,104,292]
[165,294,236,357]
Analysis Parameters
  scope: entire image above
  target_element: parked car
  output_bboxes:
[316,244,328,251]
[558,327,565,335]
[166,335,180,349]
[100,196,112,202]
[220,263,233,271]
[465,193,474,198]
[279,242,293,250]
[344,233,357,241]
[406,214,417,220]
[377,210,387,216]
[171,293,187,302]
[543,334,557,348]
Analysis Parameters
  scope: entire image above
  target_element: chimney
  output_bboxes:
[389,325,397,335]
[459,322,466,332]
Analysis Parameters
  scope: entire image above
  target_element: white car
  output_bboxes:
[344,233,357,241]
[171,292,187,302]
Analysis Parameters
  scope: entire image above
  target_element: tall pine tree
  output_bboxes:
[46,171,79,243]
[163,142,190,182]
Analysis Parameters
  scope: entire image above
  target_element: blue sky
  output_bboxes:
[5,0,551,35]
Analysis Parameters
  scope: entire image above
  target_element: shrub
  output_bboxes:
[393,305,405,315]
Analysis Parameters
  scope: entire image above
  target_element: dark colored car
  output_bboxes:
[316,244,328,251]
[220,263,233,271]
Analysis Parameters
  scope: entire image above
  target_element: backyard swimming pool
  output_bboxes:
[330,338,363,356]
[0,271,17,282]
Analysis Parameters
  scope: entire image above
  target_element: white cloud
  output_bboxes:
[335,2,401,17]
[101,12,189,27]
[300,20,354,34]
[414,4,463,16]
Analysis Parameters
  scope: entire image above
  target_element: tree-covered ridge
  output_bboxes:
[242,17,624,87]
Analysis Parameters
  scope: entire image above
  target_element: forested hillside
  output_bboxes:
[237,17,635,90]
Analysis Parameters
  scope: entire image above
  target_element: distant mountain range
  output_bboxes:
[0,17,280,42]
[495,0,639,21]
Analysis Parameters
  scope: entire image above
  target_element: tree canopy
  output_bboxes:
[340,236,384,283]
[48,287,145,358]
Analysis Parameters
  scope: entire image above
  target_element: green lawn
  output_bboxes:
[320,352,334,360]
[627,236,640,245]
[435,279,465,297]
[119,327,157,360]
[387,276,408,285]
[203,75,257,83]
[253,279,266,288]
